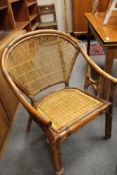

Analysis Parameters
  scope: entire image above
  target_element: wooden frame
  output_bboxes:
[72,0,109,34]
[0,0,39,42]
[1,30,117,175]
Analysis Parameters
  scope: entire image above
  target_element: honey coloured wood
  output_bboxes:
[72,0,109,34]
[0,100,9,152]
[85,12,117,99]
[0,30,26,158]
[0,0,39,41]
[85,12,117,43]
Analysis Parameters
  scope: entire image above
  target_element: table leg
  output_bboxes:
[84,26,92,90]
[87,26,91,55]
[103,48,115,99]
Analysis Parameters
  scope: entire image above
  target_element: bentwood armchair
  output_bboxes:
[1,30,117,175]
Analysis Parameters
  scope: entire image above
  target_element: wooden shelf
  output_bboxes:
[27,1,36,7]
[0,7,15,32]
[0,5,8,10]
[31,21,39,30]
[10,0,22,3]
[0,0,39,158]
[16,21,29,29]
[0,30,13,41]
[29,14,38,21]
[0,0,39,40]
[0,30,26,157]
[0,1,8,7]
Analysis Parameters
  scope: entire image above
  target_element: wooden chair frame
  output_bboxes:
[1,30,117,175]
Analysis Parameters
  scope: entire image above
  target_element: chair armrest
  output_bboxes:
[79,46,117,103]
[79,47,117,84]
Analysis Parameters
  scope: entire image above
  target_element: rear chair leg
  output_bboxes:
[50,143,64,175]
[105,109,112,139]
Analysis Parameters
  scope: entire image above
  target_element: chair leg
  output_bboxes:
[105,109,112,139]
[50,143,64,175]
[26,115,33,132]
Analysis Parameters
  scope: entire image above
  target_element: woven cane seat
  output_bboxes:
[37,88,109,132]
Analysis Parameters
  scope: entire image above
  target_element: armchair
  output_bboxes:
[1,30,117,175]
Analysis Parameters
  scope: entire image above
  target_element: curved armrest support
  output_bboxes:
[78,46,117,103]
[79,46,117,84]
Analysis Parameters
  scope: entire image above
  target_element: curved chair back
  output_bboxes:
[3,30,79,98]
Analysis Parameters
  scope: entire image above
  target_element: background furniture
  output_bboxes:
[0,0,39,41]
[2,30,117,175]
[103,0,117,24]
[85,12,117,99]
[38,4,57,29]
[0,30,25,157]
[64,0,70,32]
[72,0,109,35]
[0,0,39,154]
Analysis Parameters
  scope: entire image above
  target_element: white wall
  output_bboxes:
[37,0,73,32]
[55,0,66,31]
[68,0,73,32]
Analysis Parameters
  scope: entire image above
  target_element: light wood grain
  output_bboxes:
[72,0,109,34]
[0,30,25,157]
[85,12,117,43]
[0,0,39,41]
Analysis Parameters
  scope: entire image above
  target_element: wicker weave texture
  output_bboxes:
[7,35,78,96]
[38,88,107,132]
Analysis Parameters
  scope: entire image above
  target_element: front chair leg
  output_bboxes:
[105,108,112,139]
[50,143,64,175]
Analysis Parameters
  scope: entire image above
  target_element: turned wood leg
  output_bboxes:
[87,26,91,56]
[105,108,112,139]
[50,143,64,175]
[26,115,33,132]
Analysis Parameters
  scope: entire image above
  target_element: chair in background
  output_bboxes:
[38,4,57,30]
[1,30,117,175]
[92,0,99,15]
[103,0,117,24]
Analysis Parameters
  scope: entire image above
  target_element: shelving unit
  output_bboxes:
[11,0,31,31]
[0,99,9,152]
[27,1,37,7]
[10,0,22,3]
[31,20,39,30]
[0,30,26,157]
[0,5,8,10]
[0,0,39,41]
[0,0,8,6]
[27,0,39,30]
[0,0,39,155]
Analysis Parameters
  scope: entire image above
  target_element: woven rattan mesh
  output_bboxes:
[7,35,78,96]
[38,88,107,132]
